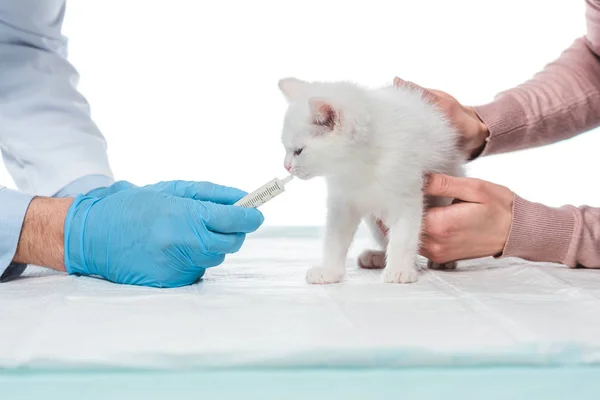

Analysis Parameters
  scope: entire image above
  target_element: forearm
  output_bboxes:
[13,197,72,271]
[1,175,112,282]
[501,196,600,268]
[474,37,600,157]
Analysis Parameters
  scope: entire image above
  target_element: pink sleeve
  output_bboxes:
[500,196,600,268]
[474,36,600,156]
[471,1,600,268]
[473,1,600,155]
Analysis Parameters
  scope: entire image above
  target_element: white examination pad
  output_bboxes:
[1,227,600,369]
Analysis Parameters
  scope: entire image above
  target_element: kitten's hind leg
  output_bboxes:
[427,259,457,270]
[358,249,386,269]
[358,216,388,269]
[365,215,388,248]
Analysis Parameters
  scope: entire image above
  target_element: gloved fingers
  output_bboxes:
[191,182,247,205]
[142,266,207,288]
[200,202,264,234]
[144,181,247,204]
[196,267,207,280]
[202,232,246,254]
[168,266,208,286]
[192,253,226,269]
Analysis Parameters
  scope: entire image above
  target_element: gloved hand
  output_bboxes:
[86,181,137,198]
[64,181,262,288]
[87,181,229,201]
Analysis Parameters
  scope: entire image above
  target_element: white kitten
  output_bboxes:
[279,78,465,284]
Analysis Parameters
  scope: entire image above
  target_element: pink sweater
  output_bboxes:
[474,0,600,268]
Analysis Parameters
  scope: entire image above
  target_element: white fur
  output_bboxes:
[279,78,465,284]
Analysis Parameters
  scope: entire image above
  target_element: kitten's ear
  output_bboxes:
[278,77,309,101]
[309,98,337,132]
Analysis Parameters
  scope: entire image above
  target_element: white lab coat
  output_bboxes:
[0,0,113,196]
[0,0,113,279]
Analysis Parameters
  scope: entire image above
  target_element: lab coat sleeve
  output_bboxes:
[0,0,114,196]
[0,174,114,282]
[0,187,33,282]
[53,174,114,198]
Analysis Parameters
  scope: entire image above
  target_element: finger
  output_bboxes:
[203,232,246,254]
[195,254,226,269]
[393,76,407,87]
[393,77,438,103]
[393,77,424,92]
[419,235,453,264]
[418,234,436,260]
[424,174,487,203]
[201,202,265,233]
[147,181,247,204]
[173,266,208,286]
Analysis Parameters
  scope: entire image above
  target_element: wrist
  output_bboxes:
[13,197,73,271]
[467,106,490,159]
[63,195,100,276]
[496,191,515,256]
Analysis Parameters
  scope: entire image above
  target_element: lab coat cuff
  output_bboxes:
[0,188,34,282]
[53,175,114,198]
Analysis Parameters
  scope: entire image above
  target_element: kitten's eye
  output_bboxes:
[293,147,304,156]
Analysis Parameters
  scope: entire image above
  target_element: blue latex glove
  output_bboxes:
[64,181,262,288]
[86,180,238,199]
[86,181,137,198]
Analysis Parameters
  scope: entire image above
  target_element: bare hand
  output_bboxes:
[393,77,490,159]
[420,174,514,263]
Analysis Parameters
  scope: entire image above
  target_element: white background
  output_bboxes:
[2,0,598,225]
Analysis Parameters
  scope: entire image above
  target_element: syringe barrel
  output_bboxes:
[233,178,286,208]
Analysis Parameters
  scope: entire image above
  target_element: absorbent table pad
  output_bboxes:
[1,227,600,370]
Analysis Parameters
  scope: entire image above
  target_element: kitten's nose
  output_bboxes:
[284,163,291,171]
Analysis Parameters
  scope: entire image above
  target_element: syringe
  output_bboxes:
[234,175,294,208]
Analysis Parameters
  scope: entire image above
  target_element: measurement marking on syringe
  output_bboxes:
[233,175,293,209]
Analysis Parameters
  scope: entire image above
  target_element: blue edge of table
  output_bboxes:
[1,366,599,399]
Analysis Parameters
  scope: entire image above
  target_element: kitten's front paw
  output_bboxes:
[358,250,386,269]
[427,260,457,270]
[382,268,418,284]
[306,267,344,284]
